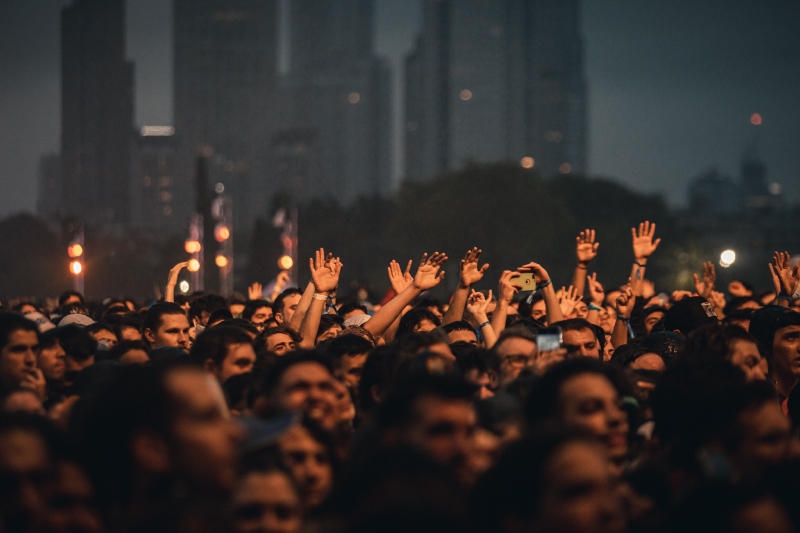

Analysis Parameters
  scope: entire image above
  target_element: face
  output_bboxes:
[165,369,244,492]
[558,374,629,462]
[276,294,302,325]
[448,329,478,346]
[732,401,792,478]
[405,395,477,486]
[89,328,117,348]
[0,429,51,533]
[339,352,368,392]
[0,330,39,387]
[413,319,437,333]
[463,369,496,400]
[532,300,547,322]
[495,337,537,385]
[214,343,256,383]
[267,333,297,356]
[315,325,342,344]
[600,307,616,335]
[728,339,766,381]
[233,471,303,533]
[147,313,190,350]
[562,328,600,358]
[770,325,800,385]
[37,341,66,383]
[19,304,37,315]
[533,442,624,533]
[574,301,589,319]
[44,461,103,533]
[250,306,273,326]
[278,426,333,510]
[276,363,338,431]
[119,349,150,366]
[643,312,664,334]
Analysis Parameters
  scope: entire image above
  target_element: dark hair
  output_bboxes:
[190,326,254,367]
[39,329,61,351]
[684,323,758,367]
[517,292,544,320]
[441,320,475,335]
[103,312,143,341]
[457,348,500,375]
[142,302,186,335]
[723,308,755,324]
[317,314,344,339]
[207,308,233,326]
[103,340,149,362]
[214,318,259,336]
[413,297,443,313]
[396,308,441,338]
[259,351,334,399]
[395,330,450,355]
[337,301,368,318]
[723,296,759,317]
[54,325,96,363]
[86,322,115,337]
[321,334,373,365]
[555,317,597,337]
[357,345,408,414]
[376,374,474,431]
[0,312,39,351]
[58,290,85,307]
[242,299,272,321]
[188,294,228,323]
[526,357,631,427]
[273,288,302,318]
[255,325,302,353]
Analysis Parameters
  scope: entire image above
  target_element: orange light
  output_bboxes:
[750,113,762,126]
[68,244,83,258]
[278,255,294,270]
[215,255,228,268]
[520,157,535,169]
[559,163,572,174]
[460,89,472,101]
[69,261,83,275]
[187,258,201,272]
[185,240,201,254]
[214,225,230,242]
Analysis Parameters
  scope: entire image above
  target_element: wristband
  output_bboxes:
[479,321,491,329]
[577,263,588,270]
[588,303,603,311]
[634,261,647,268]
[617,315,631,321]
[777,293,799,301]
[538,279,553,289]
[312,293,328,301]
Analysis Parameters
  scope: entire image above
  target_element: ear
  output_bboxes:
[144,328,156,344]
[274,312,284,325]
[370,384,382,405]
[203,358,219,377]
[131,429,170,474]
[487,370,499,389]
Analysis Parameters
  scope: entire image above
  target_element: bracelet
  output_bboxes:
[588,303,603,311]
[479,321,491,329]
[777,293,799,301]
[312,293,328,301]
[617,315,631,321]
[634,261,647,268]
[538,279,553,289]
[576,263,588,270]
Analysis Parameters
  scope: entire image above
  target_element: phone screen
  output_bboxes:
[537,326,562,352]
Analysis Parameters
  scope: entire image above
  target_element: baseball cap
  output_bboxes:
[664,296,718,335]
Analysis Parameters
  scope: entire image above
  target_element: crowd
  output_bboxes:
[2,220,800,533]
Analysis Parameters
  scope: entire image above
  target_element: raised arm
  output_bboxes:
[442,248,489,326]
[571,229,599,297]
[517,262,563,325]
[467,290,497,349]
[365,252,448,338]
[611,284,636,348]
[289,251,332,332]
[299,249,342,348]
[490,270,521,335]
[630,221,661,284]
[586,272,605,326]
[164,261,189,303]
[770,251,799,308]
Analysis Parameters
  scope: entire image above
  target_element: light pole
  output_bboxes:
[67,222,85,294]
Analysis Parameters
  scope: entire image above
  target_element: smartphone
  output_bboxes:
[537,326,562,352]
[510,272,537,291]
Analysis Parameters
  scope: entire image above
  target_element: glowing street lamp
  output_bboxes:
[720,249,736,268]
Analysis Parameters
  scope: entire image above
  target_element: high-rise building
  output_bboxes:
[60,0,134,231]
[130,127,178,232]
[272,0,392,202]
[173,0,279,230]
[37,153,62,223]
[405,0,587,182]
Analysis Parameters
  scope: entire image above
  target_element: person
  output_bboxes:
[232,460,303,533]
[142,302,191,351]
[273,289,303,327]
[36,329,66,394]
[749,306,800,400]
[256,326,300,356]
[557,318,602,358]
[190,326,256,384]
[492,326,537,387]
[442,321,479,346]
[189,294,229,331]
[242,300,273,330]
[457,348,499,400]
[526,358,631,470]
[684,323,767,381]
[320,334,372,395]
[0,313,44,400]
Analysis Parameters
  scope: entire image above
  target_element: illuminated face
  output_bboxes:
[0,330,39,387]
[213,343,256,383]
[278,426,333,510]
[770,325,800,385]
[727,339,766,381]
[267,333,297,356]
[276,363,338,431]
[562,328,600,358]
[146,313,191,350]
[250,306,273,325]
[276,294,302,325]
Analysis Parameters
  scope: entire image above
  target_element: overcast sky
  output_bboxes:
[1,0,798,218]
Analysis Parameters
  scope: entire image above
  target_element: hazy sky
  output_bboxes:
[1,0,798,218]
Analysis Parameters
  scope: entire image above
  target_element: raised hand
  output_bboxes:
[587,272,605,306]
[692,261,716,299]
[388,259,413,294]
[413,252,448,291]
[709,290,727,313]
[21,368,46,402]
[310,248,342,294]
[460,247,490,287]
[467,289,493,319]
[276,270,290,289]
[517,262,551,283]
[769,251,800,296]
[631,221,661,262]
[558,285,581,318]
[168,261,190,286]
[616,284,636,317]
[498,270,521,304]
[248,282,263,300]
[576,229,599,264]
[728,280,752,298]
[671,290,693,303]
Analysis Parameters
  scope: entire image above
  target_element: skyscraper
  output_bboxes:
[173,0,279,230]
[405,0,587,182]
[273,0,392,202]
[60,0,134,231]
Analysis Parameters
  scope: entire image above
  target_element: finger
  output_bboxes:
[650,222,657,237]
[653,238,661,248]
[631,227,637,241]
[405,260,413,275]
[479,263,489,273]
[592,242,599,253]
[420,253,429,265]
[487,290,493,303]
[590,229,596,243]
[309,258,316,273]
[693,273,700,285]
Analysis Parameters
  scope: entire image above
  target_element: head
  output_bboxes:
[190,326,257,384]
[37,329,66,385]
[242,300,273,330]
[397,308,441,338]
[642,306,666,334]
[526,358,631,464]
[664,296,718,336]
[103,340,150,366]
[442,321,478,346]
[684,323,767,382]
[58,291,85,308]
[233,461,303,533]
[273,290,303,326]
[458,348,500,400]
[336,301,368,320]
[320,334,373,394]
[189,294,229,329]
[558,319,601,358]
[85,322,118,351]
[493,326,538,386]
[103,312,143,342]
[257,326,301,356]
[142,303,190,351]
[0,314,40,389]
[315,314,344,344]
[275,418,336,510]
